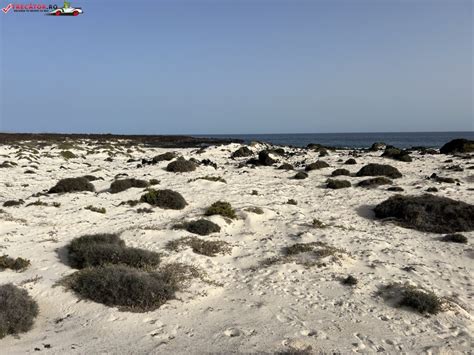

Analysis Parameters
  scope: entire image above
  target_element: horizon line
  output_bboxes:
[0,130,473,136]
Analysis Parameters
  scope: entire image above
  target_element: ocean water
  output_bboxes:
[199,131,474,149]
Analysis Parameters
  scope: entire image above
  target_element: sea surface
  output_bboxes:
[199,131,474,149]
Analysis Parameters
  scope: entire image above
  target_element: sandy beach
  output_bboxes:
[0,138,473,354]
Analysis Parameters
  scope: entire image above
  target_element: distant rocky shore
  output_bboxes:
[0,133,242,148]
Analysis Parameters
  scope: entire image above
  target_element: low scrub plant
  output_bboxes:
[0,284,39,338]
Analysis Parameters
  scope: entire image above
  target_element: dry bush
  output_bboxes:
[205,201,236,219]
[49,177,95,193]
[140,189,187,210]
[0,284,39,338]
[166,237,231,257]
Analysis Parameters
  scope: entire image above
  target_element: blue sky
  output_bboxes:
[1,0,472,134]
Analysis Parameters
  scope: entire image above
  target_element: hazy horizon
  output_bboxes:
[1,0,472,134]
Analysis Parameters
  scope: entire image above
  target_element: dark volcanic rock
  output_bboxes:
[369,142,386,151]
[374,194,474,233]
[277,163,294,170]
[166,159,197,173]
[382,148,412,162]
[387,186,404,192]
[440,139,474,154]
[429,174,455,184]
[344,158,357,165]
[0,133,241,148]
[356,163,402,179]
[331,168,350,177]
[232,146,253,158]
[305,161,330,171]
[294,172,308,180]
[307,143,335,152]
[258,151,277,166]
[441,234,467,244]
[152,152,177,163]
[326,179,351,189]
[358,177,393,187]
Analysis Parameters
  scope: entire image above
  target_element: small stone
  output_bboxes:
[224,328,240,337]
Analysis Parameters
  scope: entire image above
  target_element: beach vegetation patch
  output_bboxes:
[110,178,149,193]
[374,194,474,233]
[205,201,236,219]
[0,284,39,338]
[48,177,95,193]
[0,255,31,271]
[66,233,160,270]
[140,189,187,210]
[166,237,231,257]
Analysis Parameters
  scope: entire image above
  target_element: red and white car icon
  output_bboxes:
[49,6,83,16]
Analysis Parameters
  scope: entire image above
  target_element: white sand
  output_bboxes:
[0,141,472,354]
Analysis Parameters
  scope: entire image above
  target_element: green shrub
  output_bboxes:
[166,237,231,257]
[85,205,106,214]
[374,194,474,233]
[49,177,95,194]
[245,206,264,214]
[66,233,160,270]
[205,201,236,219]
[62,265,178,312]
[400,288,442,314]
[0,284,39,339]
[140,189,187,210]
[184,219,221,236]
[60,151,76,160]
[149,179,160,185]
[0,255,31,271]
[110,178,149,193]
